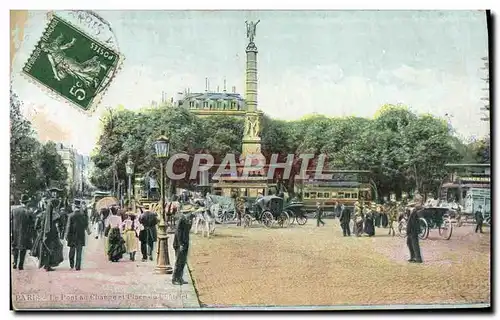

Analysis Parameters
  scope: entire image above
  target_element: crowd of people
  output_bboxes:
[11,188,200,286]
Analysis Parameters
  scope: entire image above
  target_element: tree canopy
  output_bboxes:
[90,103,486,199]
[10,90,68,201]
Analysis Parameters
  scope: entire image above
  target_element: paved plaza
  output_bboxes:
[188,219,490,307]
[11,218,490,309]
[11,235,199,310]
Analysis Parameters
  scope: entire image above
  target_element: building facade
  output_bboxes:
[56,143,89,196]
[176,85,247,117]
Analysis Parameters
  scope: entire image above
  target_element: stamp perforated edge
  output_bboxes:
[20,11,125,117]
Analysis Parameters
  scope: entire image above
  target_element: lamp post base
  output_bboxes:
[155,225,173,275]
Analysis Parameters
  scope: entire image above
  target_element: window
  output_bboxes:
[324,192,330,199]
[337,192,344,199]
[189,101,194,108]
[310,192,317,199]
[304,192,310,199]
[203,101,209,109]
[351,193,358,199]
[345,193,351,199]
[317,192,324,198]
[240,188,248,197]
[331,192,337,197]
[231,101,236,109]
[217,101,222,109]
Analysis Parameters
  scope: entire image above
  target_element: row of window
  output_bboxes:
[188,100,241,110]
[303,191,358,200]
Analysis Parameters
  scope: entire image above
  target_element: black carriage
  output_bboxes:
[243,195,290,228]
[284,201,308,225]
[398,207,453,240]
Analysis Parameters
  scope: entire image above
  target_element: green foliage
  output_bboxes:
[10,90,68,200]
[91,103,480,198]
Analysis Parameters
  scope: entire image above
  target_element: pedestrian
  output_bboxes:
[316,202,325,227]
[235,193,245,226]
[339,205,351,236]
[475,205,484,234]
[66,204,91,270]
[172,206,196,285]
[121,210,141,261]
[406,191,424,263]
[363,204,375,237]
[32,191,65,272]
[106,206,126,262]
[138,207,158,262]
[353,201,364,236]
[11,194,35,271]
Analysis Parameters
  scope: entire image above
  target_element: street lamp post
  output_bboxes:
[153,133,173,275]
[126,157,134,208]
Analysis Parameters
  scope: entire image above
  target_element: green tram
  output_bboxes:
[294,170,376,213]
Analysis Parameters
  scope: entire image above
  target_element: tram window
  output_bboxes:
[351,193,358,199]
[239,188,247,197]
[345,193,351,199]
[304,192,310,199]
[331,192,337,197]
[310,192,317,199]
[337,192,344,198]
[317,192,324,198]
[324,192,330,198]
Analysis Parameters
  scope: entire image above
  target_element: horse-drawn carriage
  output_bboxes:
[243,195,291,228]
[284,201,308,225]
[398,206,453,240]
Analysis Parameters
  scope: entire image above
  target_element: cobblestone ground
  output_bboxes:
[188,219,490,307]
[11,235,200,310]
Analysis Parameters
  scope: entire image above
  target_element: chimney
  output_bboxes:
[223,78,227,93]
[205,78,208,92]
[232,86,236,93]
[208,78,211,93]
[217,85,220,92]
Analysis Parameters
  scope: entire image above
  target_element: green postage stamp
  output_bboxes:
[22,14,122,112]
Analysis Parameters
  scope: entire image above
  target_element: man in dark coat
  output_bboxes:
[139,209,158,261]
[66,204,90,270]
[475,205,484,234]
[11,195,35,270]
[172,208,196,285]
[339,205,351,236]
[406,207,423,263]
[316,202,325,227]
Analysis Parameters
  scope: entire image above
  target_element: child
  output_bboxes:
[121,211,141,261]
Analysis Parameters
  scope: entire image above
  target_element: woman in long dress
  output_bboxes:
[106,207,126,262]
[120,211,140,261]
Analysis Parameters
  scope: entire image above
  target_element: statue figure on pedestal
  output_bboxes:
[244,114,261,137]
[245,20,260,44]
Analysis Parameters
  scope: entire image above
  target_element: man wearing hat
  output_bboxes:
[11,194,35,270]
[172,204,196,285]
[316,201,325,227]
[65,203,91,270]
[339,203,351,236]
[138,205,158,262]
[406,194,423,263]
[475,205,484,234]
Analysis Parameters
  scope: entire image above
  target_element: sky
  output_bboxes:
[11,10,490,155]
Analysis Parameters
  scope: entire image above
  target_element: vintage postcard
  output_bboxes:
[10,10,491,311]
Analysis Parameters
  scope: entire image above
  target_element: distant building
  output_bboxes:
[176,82,247,117]
[56,143,89,196]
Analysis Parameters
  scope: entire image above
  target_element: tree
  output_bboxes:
[37,141,68,189]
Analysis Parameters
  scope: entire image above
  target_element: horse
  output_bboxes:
[191,198,216,238]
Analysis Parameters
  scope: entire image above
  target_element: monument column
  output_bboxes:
[241,20,264,160]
